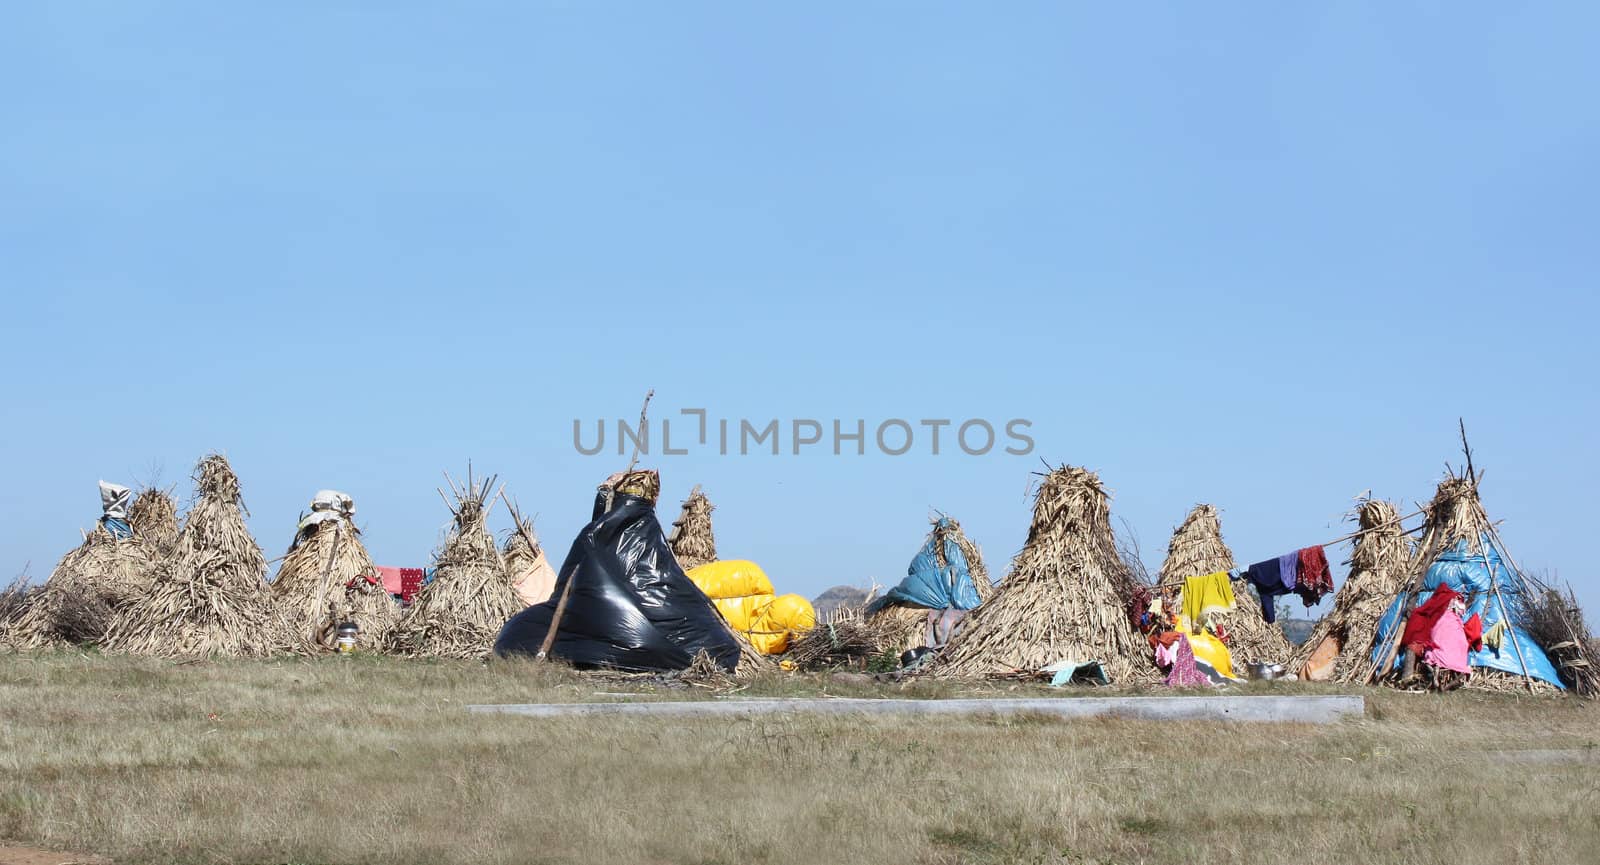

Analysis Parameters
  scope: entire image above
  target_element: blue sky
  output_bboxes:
[3,4,1596,616]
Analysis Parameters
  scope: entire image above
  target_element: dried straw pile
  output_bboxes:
[788,603,897,670]
[1519,584,1599,698]
[938,515,993,602]
[1159,504,1291,666]
[931,466,1157,683]
[667,485,718,571]
[273,510,397,652]
[128,487,180,559]
[0,580,33,650]
[104,454,298,658]
[10,524,156,649]
[1288,498,1412,681]
[388,472,522,659]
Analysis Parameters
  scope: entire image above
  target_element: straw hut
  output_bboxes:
[667,485,718,571]
[128,486,180,560]
[104,454,298,658]
[931,466,1157,683]
[1365,467,1594,696]
[272,491,398,651]
[1159,504,1292,667]
[9,524,154,649]
[502,503,556,608]
[388,470,522,659]
[870,516,992,656]
[1289,498,1411,681]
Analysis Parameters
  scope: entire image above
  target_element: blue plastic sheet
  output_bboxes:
[873,518,984,612]
[1372,536,1564,688]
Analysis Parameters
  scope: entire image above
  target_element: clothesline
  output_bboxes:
[1155,507,1426,590]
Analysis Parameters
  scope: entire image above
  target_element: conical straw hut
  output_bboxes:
[1289,498,1411,681]
[871,516,993,656]
[105,454,298,658]
[1159,504,1292,667]
[388,469,522,658]
[502,502,556,608]
[10,523,154,648]
[272,491,398,651]
[667,485,718,571]
[932,466,1157,683]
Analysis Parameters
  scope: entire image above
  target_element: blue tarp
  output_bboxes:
[1372,536,1564,688]
[872,518,984,612]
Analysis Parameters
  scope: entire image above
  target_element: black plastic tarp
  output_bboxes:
[494,490,739,672]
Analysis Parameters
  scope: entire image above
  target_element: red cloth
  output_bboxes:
[1401,586,1462,653]
[1294,545,1334,606]
[1463,612,1483,652]
[376,566,426,603]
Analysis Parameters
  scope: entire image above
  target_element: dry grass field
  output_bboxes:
[2,651,1597,865]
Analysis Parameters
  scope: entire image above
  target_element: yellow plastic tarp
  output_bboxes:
[687,560,775,600]
[1177,615,1238,681]
[748,593,816,655]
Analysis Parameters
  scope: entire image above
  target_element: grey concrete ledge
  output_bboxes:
[466,694,1365,724]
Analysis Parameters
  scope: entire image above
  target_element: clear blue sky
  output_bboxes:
[3,4,1596,616]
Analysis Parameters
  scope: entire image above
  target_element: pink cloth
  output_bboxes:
[1165,635,1211,688]
[375,566,405,596]
[1424,610,1472,674]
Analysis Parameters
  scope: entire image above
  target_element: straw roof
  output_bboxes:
[931,466,1157,683]
[105,454,299,658]
[388,470,522,659]
[667,485,718,572]
[869,515,994,656]
[9,525,155,648]
[1288,498,1411,682]
[940,515,993,603]
[128,486,180,559]
[1159,504,1292,667]
[273,510,397,652]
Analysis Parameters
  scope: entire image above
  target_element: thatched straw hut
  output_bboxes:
[1159,504,1292,667]
[931,466,1157,683]
[388,470,522,658]
[502,503,556,608]
[105,454,298,658]
[272,491,397,651]
[128,486,180,560]
[9,524,154,649]
[870,516,992,656]
[1366,467,1595,696]
[1289,498,1411,681]
[667,485,718,571]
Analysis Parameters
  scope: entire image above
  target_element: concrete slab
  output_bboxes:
[466,694,1365,724]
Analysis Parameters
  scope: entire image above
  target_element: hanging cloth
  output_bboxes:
[1294,545,1334,606]
[1181,572,1235,628]
[1243,553,1298,623]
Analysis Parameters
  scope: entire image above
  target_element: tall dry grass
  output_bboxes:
[0,653,1596,865]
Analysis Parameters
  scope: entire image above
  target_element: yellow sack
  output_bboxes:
[687,560,775,600]
[747,594,817,655]
[713,594,776,633]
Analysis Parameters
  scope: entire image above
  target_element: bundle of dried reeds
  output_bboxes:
[937,515,992,602]
[1289,499,1412,681]
[787,604,896,671]
[870,604,935,657]
[0,579,33,650]
[388,470,522,659]
[666,485,718,571]
[11,524,156,648]
[931,466,1158,683]
[1159,504,1292,666]
[128,486,180,559]
[679,648,741,689]
[1517,583,1599,698]
[273,511,397,652]
[104,454,299,658]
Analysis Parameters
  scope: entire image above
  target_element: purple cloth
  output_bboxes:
[1244,553,1300,624]
[1165,635,1210,687]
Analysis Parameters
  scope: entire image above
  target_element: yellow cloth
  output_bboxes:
[1482,620,1508,653]
[1177,615,1238,681]
[1181,572,1236,627]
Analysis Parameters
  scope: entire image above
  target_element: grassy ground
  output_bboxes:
[1,652,1597,865]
